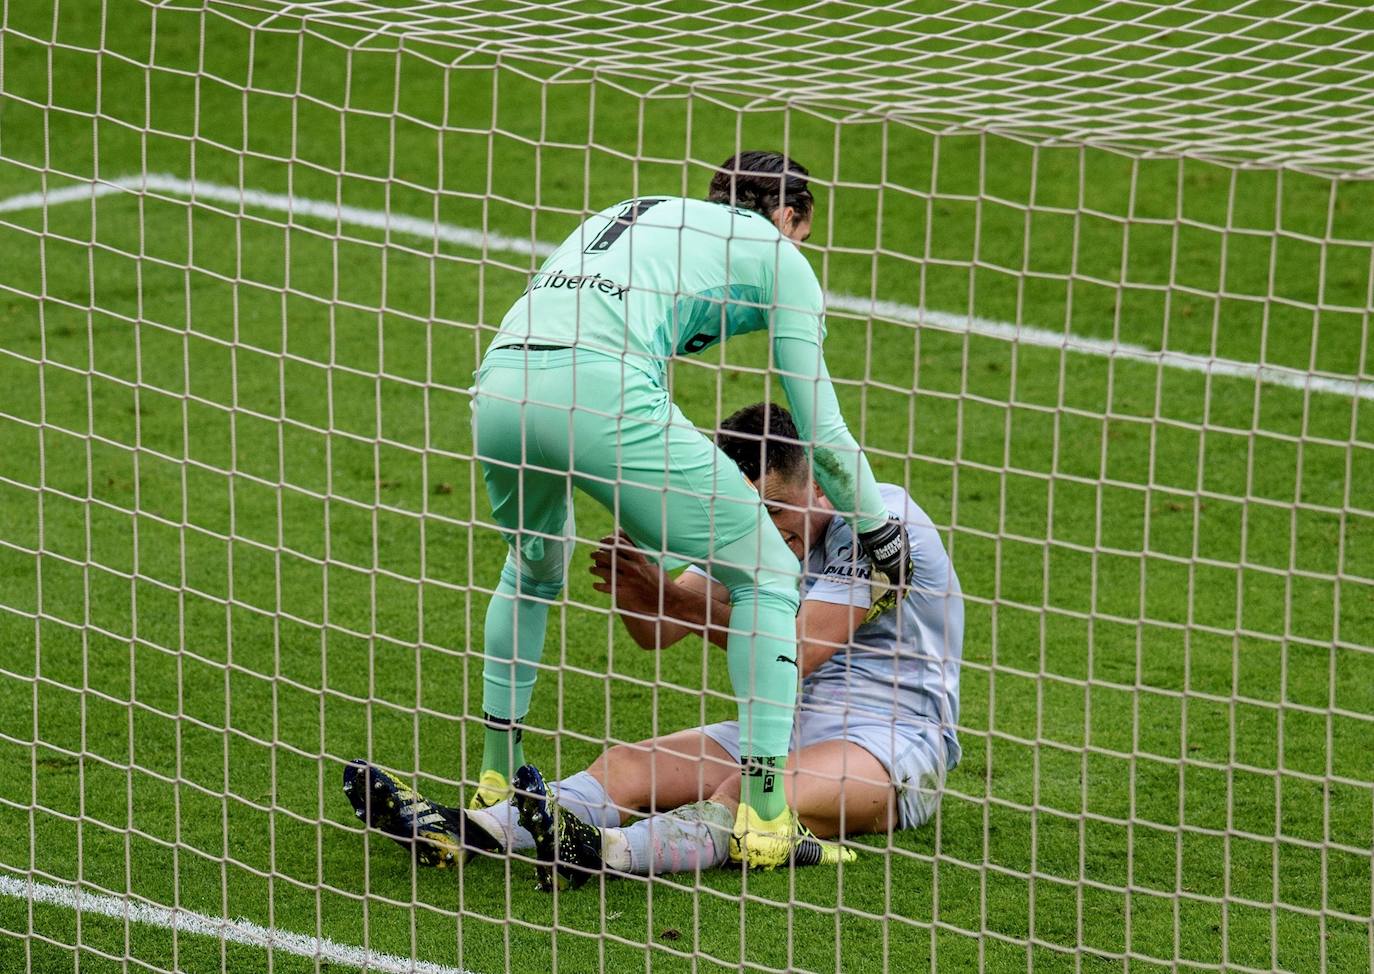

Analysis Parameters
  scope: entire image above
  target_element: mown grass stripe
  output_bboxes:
[3,174,1367,401]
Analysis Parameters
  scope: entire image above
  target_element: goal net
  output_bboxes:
[1,1,1371,972]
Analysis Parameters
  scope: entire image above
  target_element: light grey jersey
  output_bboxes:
[689,483,963,768]
[800,483,963,768]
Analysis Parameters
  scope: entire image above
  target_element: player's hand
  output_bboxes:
[589,532,671,624]
[857,518,911,625]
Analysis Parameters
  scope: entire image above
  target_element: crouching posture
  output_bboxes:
[344,403,963,889]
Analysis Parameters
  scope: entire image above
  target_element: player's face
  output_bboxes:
[756,472,823,561]
[772,206,812,244]
[784,215,812,244]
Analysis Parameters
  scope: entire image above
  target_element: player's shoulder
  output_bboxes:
[878,483,937,535]
[595,197,774,232]
[822,484,930,549]
[768,234,822,303]
[585,195,682,226]
[701,203,788,253]
[879,483,958,585]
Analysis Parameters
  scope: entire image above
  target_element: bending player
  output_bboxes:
[344,403,962,888]
[463,151,912,864]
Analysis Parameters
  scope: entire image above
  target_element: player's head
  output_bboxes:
[716,402,830,560]
[708,151,814,244]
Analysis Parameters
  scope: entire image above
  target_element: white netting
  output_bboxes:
[0,1,1370,973]
[190,0,1374,176]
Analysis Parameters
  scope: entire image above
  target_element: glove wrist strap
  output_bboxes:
[859,520,904,562]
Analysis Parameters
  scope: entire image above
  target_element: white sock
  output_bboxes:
[467,801,534,851]
[603,828,632,871]
[601,800,734,876]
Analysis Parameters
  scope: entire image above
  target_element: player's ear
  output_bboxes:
[771,205,795,235]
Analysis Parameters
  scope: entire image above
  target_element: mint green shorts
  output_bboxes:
[472,346,797,592]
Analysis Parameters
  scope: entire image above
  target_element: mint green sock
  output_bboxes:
[481,714,524,781]
[481,564,559,778]
[741,755,788,820]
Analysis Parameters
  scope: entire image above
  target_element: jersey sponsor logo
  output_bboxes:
[524,269,629,300]
[822,563,871,580]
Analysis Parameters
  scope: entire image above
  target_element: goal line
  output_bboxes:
[0,874,475,974]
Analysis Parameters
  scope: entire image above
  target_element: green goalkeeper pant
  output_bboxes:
[472,346,801,759]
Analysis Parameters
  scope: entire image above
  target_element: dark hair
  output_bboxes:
[707,151,814,223]
[716,402,808,485]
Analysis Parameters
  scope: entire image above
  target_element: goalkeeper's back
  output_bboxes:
[490,196,826,381]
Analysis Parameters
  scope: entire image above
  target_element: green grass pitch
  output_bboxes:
[0,2,1372,972]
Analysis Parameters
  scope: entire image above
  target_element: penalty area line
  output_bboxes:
[0,875,477,974]
[3,174,1369,402]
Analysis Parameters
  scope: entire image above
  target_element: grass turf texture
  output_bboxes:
[1,2,1373,972]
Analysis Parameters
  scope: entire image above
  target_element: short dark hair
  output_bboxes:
[716,402,808,485]
[707,151,814,223]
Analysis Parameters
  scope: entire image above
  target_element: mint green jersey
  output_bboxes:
[488,195,888,533]
[492,197,825,376]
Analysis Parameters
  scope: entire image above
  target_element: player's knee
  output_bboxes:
[753,579,801,615]
[714,552,802,604]
[499,543,565,600]
[708,522,802,609]
[716,537,802,613]
[723,570,801,616]
[709,774,742,805]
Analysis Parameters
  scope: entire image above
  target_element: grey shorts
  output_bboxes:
[700,707,951,830]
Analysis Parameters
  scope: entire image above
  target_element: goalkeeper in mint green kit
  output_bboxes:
[470,151,910,872]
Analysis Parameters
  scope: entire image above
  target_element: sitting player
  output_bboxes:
[343,402,962,888]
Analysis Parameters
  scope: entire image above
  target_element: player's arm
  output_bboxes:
[768,245,886,532]
[589,534,733,649]
[769,245,912,610]
[639,583,863,676]
[590,533,865,674]
[796,599,868,677]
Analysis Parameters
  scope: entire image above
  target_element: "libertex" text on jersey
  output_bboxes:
[525,269,629,300]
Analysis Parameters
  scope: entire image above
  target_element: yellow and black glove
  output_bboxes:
[857,517,912,625]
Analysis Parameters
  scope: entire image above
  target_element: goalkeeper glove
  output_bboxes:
[858,517,912,624]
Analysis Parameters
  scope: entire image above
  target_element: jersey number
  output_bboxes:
[585,198,666,254]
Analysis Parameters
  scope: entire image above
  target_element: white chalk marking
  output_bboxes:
[0,874,475,974]
[2,174,1367,400]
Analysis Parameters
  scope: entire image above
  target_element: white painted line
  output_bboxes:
[0,173,555,258]
[828,294,1373,401]
[0,181,129,213]
[0,875,476,974]
[3,174,1368,401]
